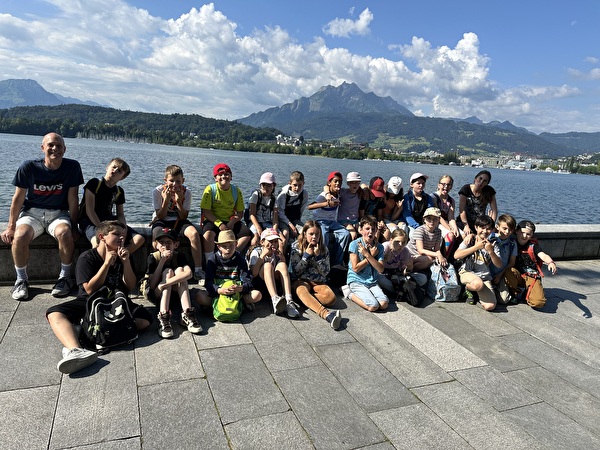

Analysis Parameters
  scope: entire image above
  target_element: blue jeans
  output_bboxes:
[317,220,350,266]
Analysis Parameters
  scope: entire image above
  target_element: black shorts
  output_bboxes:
[202,220,253,239]
[46,296,153,325]
[151,219,197,240]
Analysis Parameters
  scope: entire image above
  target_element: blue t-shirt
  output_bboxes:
[13,158,84,211]
[489,234,517,277]
[347,237,384,285]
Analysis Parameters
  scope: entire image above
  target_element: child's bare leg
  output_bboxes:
[175,270,192,310]
[275,261,292,296]
[159,269,174,312]
[126,233,145,254]
[244,290,262,304]
[203,230,216,254]
[412,255,434,271]
[194,289,212,307]
[185,226,203,269]
[261,262,278,297]
[237,235,251,254]
[47,312,82,349]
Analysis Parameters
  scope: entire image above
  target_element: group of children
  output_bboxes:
[53,157,559,374]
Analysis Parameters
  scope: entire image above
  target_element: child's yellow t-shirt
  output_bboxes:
[201,184,244,222]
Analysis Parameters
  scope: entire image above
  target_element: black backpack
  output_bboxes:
[81,286,138,353]
[392,274,425,307]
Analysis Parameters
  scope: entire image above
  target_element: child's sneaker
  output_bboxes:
[273,296,286,315]
[181,308,203,334]
[57,347,98,374]
[11,279,29,301]
[285,300,301,318]
[325,310,342,330]
[464,290,476,305]
[194,267,206,287]
[157,311,174,338]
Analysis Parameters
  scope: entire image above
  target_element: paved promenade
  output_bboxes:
[1,259,599,449]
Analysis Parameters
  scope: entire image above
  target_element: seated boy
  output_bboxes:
[79,158,144,254]
[504,220,558,309]
[147,228,202,338]
[201,163,253,260]
[489,214,518,304]
[406,207,447,271]
[196,230,262,313]
[46,221,152,374]
[336,171,363,241]
[276,170,308,247]
[151,164,204,281]
[454,215,503,310]
[343,215,388,312]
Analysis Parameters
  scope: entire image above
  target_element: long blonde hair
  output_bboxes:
[297,220,326,254]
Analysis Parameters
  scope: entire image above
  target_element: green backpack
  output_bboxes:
[212,280,242,322]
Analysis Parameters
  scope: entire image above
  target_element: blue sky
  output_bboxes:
[1,1,599,133]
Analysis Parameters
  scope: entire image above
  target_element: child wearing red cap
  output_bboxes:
[307,171,350,267]
[201,163,253,263]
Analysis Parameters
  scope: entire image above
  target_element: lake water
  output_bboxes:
[1,133,598,225]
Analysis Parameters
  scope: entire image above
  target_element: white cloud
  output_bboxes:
[584,56,599,64]
[323,8,373,38]
[0,1,594,132]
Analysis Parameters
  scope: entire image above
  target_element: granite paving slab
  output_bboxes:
[344,310,453,387]
[500,332,600,400]
[406,302,536,372]
[433,301,522,337]
[369,404,471,450]
[243,313,321,372]
[274,364,385,449]
[502,402,600,449]
[71,439,141,449]
[505,366,600,436]
[0,311,12,342]
[315,341,419,412]
[413,381,541,450]
[225,411,314,450]
[49,349,140,449]
[0,385,59,450]
[200,344,289,425]
[139,378,228,450]
[135,327,204,386]
[0,321,60,391]
[290,309,356,346]
[498,304,600,368]
[192,317,252,350]
[377,304,487,372]
[450,365,540,411]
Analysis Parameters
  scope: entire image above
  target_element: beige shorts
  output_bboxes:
[16,208,71,240]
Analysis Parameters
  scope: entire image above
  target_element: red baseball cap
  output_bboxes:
[213,163,232,176]
[370,176,385,198]
[328,171,343,182]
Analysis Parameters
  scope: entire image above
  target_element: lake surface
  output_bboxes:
[1,133,598,225]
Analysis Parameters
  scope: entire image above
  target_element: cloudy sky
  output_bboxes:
[1,0,599,133]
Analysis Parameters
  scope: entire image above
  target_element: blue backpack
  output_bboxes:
[427,263,461,302]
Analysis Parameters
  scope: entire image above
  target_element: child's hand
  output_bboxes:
[370,245,379,257]
[117,246,130,261]
[105,250,118,266]
[157,282,168,292]
[160,249,173,260]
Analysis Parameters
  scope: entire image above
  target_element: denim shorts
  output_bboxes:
[348,281,388,307]
[16,208,71,239]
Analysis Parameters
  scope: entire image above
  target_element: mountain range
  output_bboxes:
[1,78,598,157]
[0,79,101,109]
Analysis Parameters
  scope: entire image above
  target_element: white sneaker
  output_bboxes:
[11,279,29,301]
[326,310,342,330]
[341,285,351,301]
[273,296,286,315]
[57,347,98,374]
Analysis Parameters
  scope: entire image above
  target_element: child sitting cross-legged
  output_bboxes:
[196,230,262,314]
[343,215,389,312]
[148,228,202,338]
[454,215,503,311]
[248,228,300,318]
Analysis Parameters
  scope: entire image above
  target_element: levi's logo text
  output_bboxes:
[33,183,63,196]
